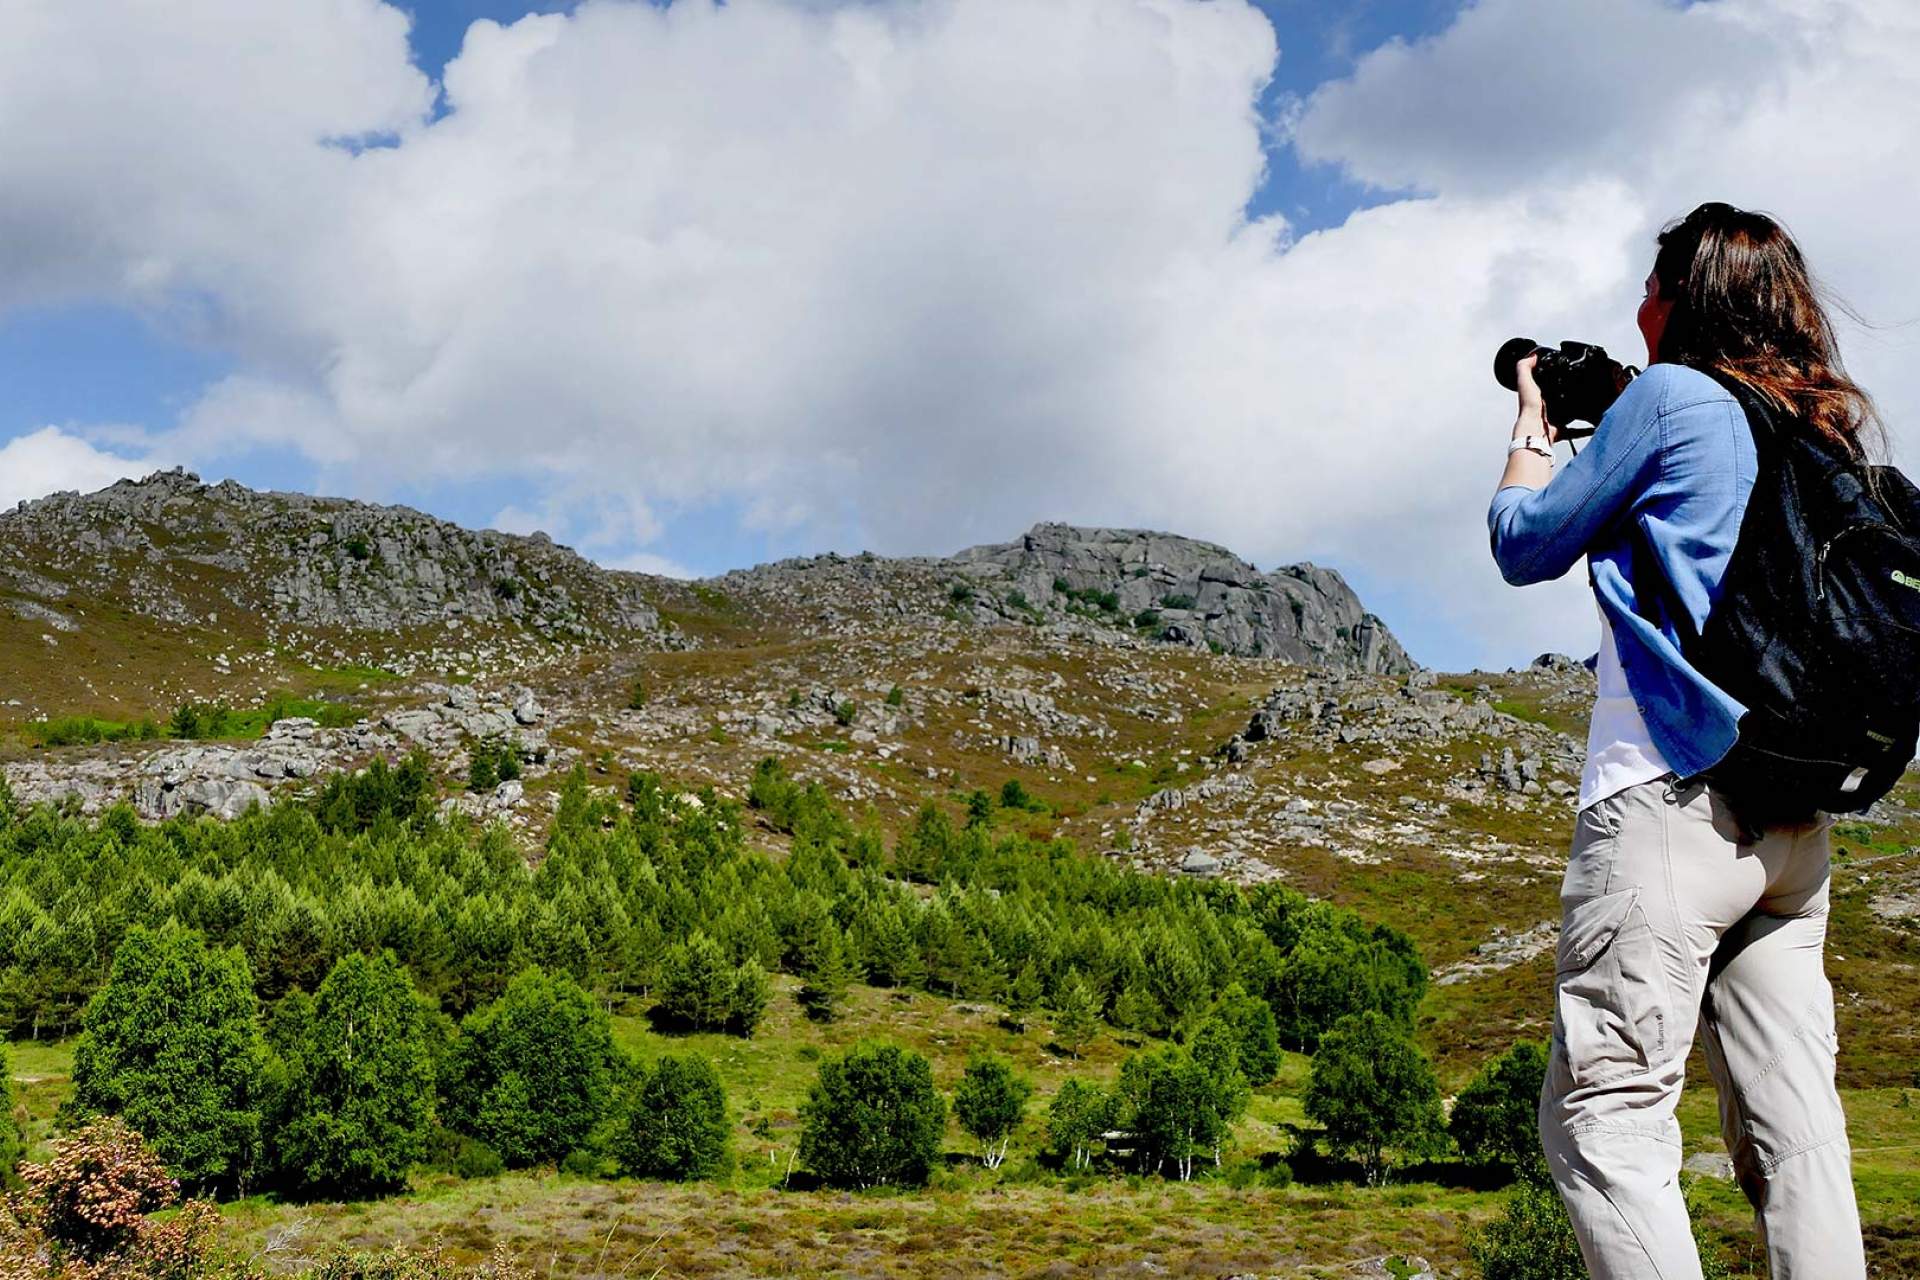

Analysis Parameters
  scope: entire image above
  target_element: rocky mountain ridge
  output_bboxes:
[0,467,664,645]
[716,522,1412,674]
[4,473,1408,678]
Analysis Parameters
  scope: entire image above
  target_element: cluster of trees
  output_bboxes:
[0,758,1426,1069]
[47,921,731,1200]
[0,753,1460,1203]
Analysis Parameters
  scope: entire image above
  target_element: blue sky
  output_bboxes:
[6,0,1908,672]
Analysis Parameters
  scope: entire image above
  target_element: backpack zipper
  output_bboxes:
[1815,522,1903,601]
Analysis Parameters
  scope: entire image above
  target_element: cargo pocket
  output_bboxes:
[1553,886,1670,1089]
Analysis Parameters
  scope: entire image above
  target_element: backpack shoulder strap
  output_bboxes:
[1622,364,1769,649]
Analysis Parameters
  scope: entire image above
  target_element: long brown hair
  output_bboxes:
[1653,201,1883,462]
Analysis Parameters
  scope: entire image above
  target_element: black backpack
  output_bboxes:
[1639,368,1920,823]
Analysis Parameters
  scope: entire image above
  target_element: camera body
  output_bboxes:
[1494,337,1638,437]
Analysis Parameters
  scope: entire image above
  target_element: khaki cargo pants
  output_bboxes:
[1538,773,1866,1279]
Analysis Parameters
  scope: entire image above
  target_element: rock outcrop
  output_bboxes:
[0,468,662,642]
[948,524,1412,673]
[718,523,1414,674]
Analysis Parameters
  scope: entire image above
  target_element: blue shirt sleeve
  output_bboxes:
[1486,367,1670,586]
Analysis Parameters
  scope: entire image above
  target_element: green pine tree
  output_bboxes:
[797,928,860,1023]
[1054,972,1100,1059]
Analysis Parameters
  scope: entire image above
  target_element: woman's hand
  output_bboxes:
[1513,352,1558,442]
[1497,352,1558,493]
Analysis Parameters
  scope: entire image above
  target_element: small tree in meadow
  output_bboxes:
[1303,1010,1447,1185]
[611,1054,730,1181]
[1046,1078,1115,1170]
[444,966,620,1168]
[796,928,859,1023]
[952,1053,1031,1169]
[1053,972,1099,1059]
[798,1042,946,1189]
[275,949,436,1199]
[62,924,266,1195]
[1451,1040,1550,1185]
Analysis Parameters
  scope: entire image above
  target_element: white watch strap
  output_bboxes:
[1508,435,1553,461]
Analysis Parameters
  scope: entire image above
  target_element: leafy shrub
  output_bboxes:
[467,736,522,793]
[1160,593,1196,611]
[423,1124,505,1180]
[62,924,265,1195]
[611,1053,730,1180]
[1303,1010,1447,1184]
[169,702,235,740]
[0,1040,19,1182]
[344,534,372,561]
[885,684,904,707]
[833,699,857,727]
[1469,1178,1586,1280]
[25,716,146,748]
[1132,608,1161,629]
[307,1244,536,1279]
[998,778,1046,813]
[1450,1040,1549,1184]
[626,680,647,710]
[444,967,620,1168]
[799,1042,946,1189]
[947,581,975,604]
[953,1054,1032,1169]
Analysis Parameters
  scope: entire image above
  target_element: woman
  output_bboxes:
[1487,202,1874,1279]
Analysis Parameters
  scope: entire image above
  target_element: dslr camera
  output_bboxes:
[1493,337,1638,438]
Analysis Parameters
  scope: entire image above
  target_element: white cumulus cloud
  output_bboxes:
[0,427,173,512]
[3,0,1919,668]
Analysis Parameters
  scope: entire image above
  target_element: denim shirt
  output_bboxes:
[1487,362,1759,781]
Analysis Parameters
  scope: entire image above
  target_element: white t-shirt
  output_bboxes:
[1578,598,1674,811]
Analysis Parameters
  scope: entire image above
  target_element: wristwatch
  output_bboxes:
[1508,435,1554,462]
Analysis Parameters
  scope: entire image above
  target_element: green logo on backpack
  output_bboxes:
[1894,569,1920,593]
